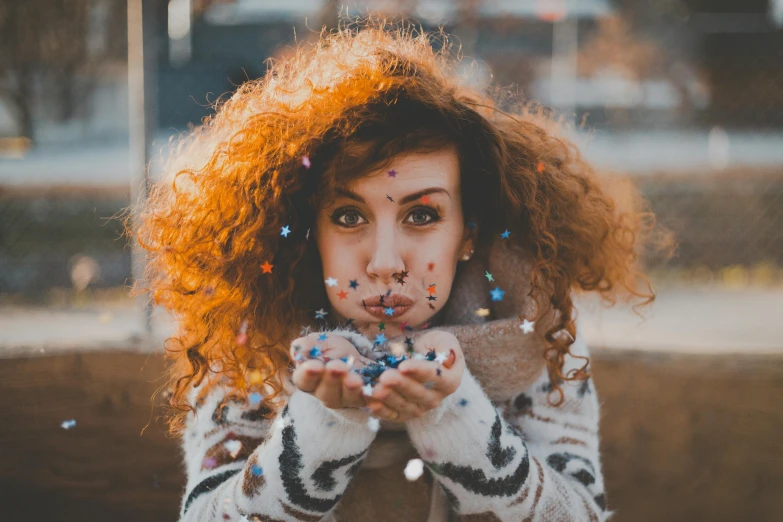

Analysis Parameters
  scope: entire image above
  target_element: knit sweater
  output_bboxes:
[177,321,610,522]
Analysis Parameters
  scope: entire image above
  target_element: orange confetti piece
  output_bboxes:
[260,261,274,273]
[420,195,431,204]
[337,290,348,300]
[536,161,545,173]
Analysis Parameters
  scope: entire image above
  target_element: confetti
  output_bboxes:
[374,333,387,345]
[501,229,511,239]
[260,261,274,273]
[280,225,291,237]
[224,439,242,458]
[325,277,338,287]
[427,295,437,301]
[388,169,397,177]
[393,270,409,285]
[427,262,435,271]
[362,383,374,396]
[386,194,394,202]
[317,333,328,341]
[520,319,536,334]
[310,346,322,358]
[383,306,394,316]
[434,352,448,364]
[426,284,437,295]
[420,195,431,204]
[378,321,385,331]
[475,308,490,317]
[249,392,263,405]
[404,458,425,481]
[485,271,494,282]
[236,319,249,345]
[302,156,311,168]
[315,309,328,319]
[248,370,263,385]
[250,465,264,476]
[490,287,505,301]
[337,290,348,300]
[60,419,77,430]
[349,279,359,290]
[458,398,469,407]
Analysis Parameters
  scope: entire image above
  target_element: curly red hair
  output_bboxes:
[128,19,670,436]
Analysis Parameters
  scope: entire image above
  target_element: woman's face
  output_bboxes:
[315,147,473,340]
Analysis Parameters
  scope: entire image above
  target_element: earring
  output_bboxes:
[461,248,474,262]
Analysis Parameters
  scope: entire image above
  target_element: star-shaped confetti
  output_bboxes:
[260,261,273,273]
[434,352,448,364]
[537,161,545,173]
[520,319,536,334]
[310,346,322,358]
[362,383,373,396]
[378,321,385,331]
[404,458,424,481]
[394,270,409,285]
[374,333,387,345]
[302,156,311,168]
[388,169,397,177]
[249,392,263,405]
[427,262,435,271]
[315,309,328,319]
[490,287,505,301]
[427,295,437,301]
[317,333,328,341]
[337,290,348,300]
[349,279,359,290]
[501,229,510,239]
[386,194,394,202]
[420,195,431,204]
[485,271,494,282]
[280,225,291,237]
[61,419,77,430]
[325,277,338,287]
[426,284,437,295]
[384,306,394,316]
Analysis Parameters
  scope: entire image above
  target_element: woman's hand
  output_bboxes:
[366,330,465,422]
[290,333,373,410]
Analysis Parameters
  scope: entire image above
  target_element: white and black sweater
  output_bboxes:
[178,328,611,522]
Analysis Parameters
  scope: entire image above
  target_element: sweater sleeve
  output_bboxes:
[405,329,613,522]
[178,355,378,521]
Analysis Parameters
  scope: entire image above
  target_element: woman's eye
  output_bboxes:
[406,207,439,226]
[333,209,366,227]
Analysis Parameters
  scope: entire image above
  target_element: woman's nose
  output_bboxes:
[366,233,405,285]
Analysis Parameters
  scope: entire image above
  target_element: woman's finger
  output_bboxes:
[378,370,440,410]
[365,398,400,421]
[292,359,325,393]
[396,360,447,390]
[314,360,348,408]
[341,370,366,408]
[371,383,423,418]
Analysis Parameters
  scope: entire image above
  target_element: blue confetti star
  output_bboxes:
[317,333,328,341]
[310,346,322,358]
[249,392,262,405]
[458,398,468,407]
[468,221,477,230]
[501,229,510,239]
[281,225,291,237]
[374,333,387,345]
[384,306,394,316]
[315,308,327,319]
[349,279,359,290]
[490,287,505,301]
[485,271,494,282]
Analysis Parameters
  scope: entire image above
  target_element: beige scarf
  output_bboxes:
[333,238,559,522]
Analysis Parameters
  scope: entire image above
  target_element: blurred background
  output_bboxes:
[1,1,782,521]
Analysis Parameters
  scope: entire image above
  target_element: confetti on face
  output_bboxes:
[349,279,359,290]
[362,383,373,396]
[61,419,77,430]
[374,333,387,345]
[520,319,536,334]
[378,321,385,331]
[280,225,291,237]
[393,270,409,285]
[306,228,311,240]
[404,458,425,481]
[386,194,394,203]
[367,417,381,432]
[383,306,394,316]
[248,370,263,385]
[337,290,348,300]
[468,221,477,230]
[426,284,437,295]
[325,277,338,287]
[420,195,431,204]
[475,308,490,317]
[317,333,328,341]
[315,309,328,319]
[260,261,274,273]
[388,169,397,177]
[427,295,437,301]
[310,346,322,358]
[501,229,511,239]
[434,352,448,364]
[302,156,311,169]
[458,398,469,407]
[427,262,435,271]
[490,287,505,301]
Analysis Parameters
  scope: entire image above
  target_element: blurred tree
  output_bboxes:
[0,0,123,141]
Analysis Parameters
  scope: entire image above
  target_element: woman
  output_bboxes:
[133,21,662,522]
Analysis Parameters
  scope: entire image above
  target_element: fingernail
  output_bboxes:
[330,370,345,377]
[443,349,456,370]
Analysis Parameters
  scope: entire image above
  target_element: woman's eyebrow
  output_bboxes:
[399,187,450,205]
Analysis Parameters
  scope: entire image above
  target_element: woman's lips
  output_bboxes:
[362,294,414,319]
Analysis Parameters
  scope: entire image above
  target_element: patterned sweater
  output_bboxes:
[178,327,611,522]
